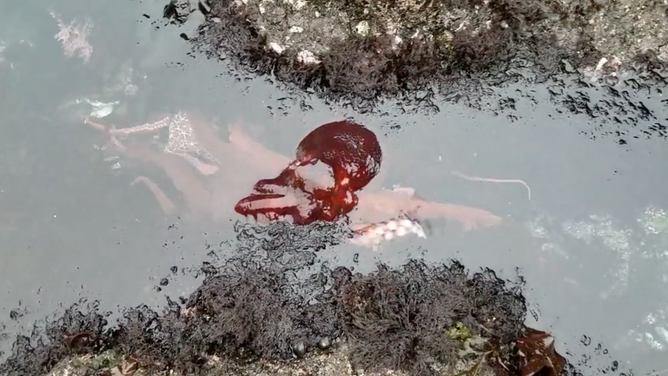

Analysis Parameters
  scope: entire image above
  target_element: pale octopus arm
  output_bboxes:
[355,189,501,231]
[183,115,248,168]
[414,201,502,230]
[85,116,292,218]
[131,176,177,215]
[86,119,213,216]
[226,120,295,173]
[227,122,502,230]
[84,117,219,177]
[124,144,213,217]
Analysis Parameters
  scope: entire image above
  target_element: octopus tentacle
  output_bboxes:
[180,154,219,176]
[235,194,308,224]
[413,201,502,230]
[131,176,177,215]
[108,117,171,136]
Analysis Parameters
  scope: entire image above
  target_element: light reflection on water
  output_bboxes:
[1,0,668,373]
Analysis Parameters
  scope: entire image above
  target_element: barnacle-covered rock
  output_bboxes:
[187,0,668,111]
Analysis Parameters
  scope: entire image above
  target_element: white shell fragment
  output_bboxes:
[284,0,307,10]
[269,42,284,54]
[355,21,370,36]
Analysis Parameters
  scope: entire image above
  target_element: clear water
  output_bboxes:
[1,0,667,374]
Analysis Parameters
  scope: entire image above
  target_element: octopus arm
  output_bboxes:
[355,189,501,231]
[131,176,177,215]
[227,122,291,175]
[235,193,312,224]
[185,114,240,164]
[115,140,213,217]
[413,201,502,231]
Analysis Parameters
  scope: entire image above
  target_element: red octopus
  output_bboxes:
[235,120,382,225]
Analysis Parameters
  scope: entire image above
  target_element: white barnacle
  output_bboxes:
[385,220,398,231]
[355,20,370,36]
[595,57,608,71]
[392,35,403,50]
[284,0,307,9]
[269,42,284,54]
[296,50,320,64]
[289,26,304,33]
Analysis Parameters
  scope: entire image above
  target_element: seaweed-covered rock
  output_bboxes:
[0,221,570,376]
[0,222,566,376]
[339,261,526,375]
[187,0,668,111]
[4,258,557,376]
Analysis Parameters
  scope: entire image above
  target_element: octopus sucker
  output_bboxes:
[351,214,429,249]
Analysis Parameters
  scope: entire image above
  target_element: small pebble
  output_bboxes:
[292,342,306,358]
[318,337,332,349]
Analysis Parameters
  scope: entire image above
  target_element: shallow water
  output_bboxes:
[1,0,668,374]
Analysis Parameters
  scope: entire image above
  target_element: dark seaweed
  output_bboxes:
[187,0,668,119]
[0,221,575,376]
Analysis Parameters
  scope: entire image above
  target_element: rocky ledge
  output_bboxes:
[164,0,668,110]
[1,222,574,376]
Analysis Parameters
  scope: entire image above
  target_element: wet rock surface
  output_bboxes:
[0,221,576,376]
